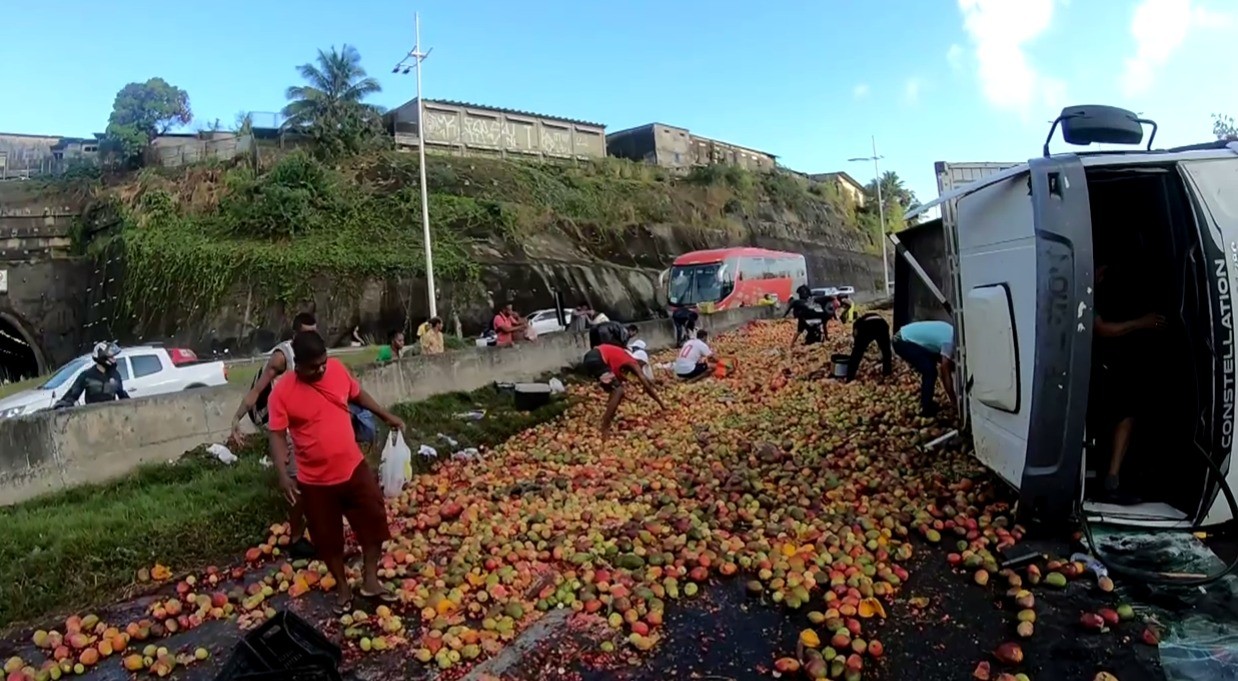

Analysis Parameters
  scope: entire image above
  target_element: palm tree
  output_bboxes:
[865,171,917,211]
[282,45,384,133]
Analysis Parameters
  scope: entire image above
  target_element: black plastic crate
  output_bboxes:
[212,611,342,681]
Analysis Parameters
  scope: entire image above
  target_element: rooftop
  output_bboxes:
[402,98,606,130]
[810,171,866,189]
[607,122,777,158]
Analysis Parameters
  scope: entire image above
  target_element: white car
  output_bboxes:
[811,286,856,298]
[475,309,575,346]
[0,345,228,419]
[527,309,574,336]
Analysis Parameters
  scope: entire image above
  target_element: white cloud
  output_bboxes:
[852,83,870,100]
[903,78,925,105]
[946,43,965,71]
[1120,0,1231,98]
[956,0,1065,115]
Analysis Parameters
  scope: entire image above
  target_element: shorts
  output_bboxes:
[675,363,709,380]
[1091,360,1142,425]
[298,462,391,562]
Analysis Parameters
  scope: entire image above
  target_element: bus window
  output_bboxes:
[667,262,734,306]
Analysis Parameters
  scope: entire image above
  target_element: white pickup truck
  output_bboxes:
[0,345,229,419]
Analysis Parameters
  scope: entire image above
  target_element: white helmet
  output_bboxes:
[92,341,121,366]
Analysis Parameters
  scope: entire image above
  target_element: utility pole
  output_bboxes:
[848,135,890,297]
[393,13,437,317]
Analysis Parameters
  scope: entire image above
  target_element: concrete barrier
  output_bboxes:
[0,307,772,505]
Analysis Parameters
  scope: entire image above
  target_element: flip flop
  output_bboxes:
[359,587,399,603]
[331,599,353,616]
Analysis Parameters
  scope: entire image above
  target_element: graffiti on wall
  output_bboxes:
[423,108,597,158]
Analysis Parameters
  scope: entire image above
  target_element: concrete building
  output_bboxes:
[0,133,64,179]
[809,171,868,207]
[49,136,102,162]
[387,99,606,160]
[605,123,777,173]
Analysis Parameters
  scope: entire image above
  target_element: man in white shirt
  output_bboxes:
[673,330,714,381]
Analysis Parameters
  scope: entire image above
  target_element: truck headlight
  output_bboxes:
[0,406,27,419]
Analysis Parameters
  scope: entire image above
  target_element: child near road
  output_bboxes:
[582,343,667,435]
[674,330,715,381]
[267,331,406,614]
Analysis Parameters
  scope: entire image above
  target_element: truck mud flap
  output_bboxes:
[1017,157,1094,528]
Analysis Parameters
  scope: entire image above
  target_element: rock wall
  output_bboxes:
[97,206,885,357]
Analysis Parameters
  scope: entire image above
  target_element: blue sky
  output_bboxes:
[2,0,1234,203]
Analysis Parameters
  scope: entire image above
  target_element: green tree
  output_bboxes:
[1213,113,1237,140]
[282,45,387,157]
[101,78,192,165]
[865,171,917,211]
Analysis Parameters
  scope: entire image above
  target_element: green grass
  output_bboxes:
[0,383,572,631]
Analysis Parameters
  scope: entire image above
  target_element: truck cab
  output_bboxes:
[900,105,1238,530]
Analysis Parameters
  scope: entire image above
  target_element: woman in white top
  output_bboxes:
[673,330,714,381]
[627,339,655,381]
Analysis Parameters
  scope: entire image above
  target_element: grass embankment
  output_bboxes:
[0,384,572,631]
[84,151,872,335]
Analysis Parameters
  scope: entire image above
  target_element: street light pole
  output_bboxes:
[849,135,891,298]
[394,13,437,318]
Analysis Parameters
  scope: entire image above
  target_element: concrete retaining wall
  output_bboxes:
[0,307,771,505]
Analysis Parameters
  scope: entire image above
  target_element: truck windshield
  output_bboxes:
[39,357,90,390]
[668,263,732,306]
[1181,158,1238,239]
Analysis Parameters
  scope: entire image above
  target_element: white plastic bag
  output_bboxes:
[206,443,238,465]
[380,431,413,498]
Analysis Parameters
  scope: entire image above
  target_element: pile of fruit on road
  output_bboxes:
[3,319,1152,681]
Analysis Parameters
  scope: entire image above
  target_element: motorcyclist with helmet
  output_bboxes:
[54,342,130,409]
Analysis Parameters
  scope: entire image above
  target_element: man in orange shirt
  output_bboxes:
[581,343,667,435]
[268,331,406,613]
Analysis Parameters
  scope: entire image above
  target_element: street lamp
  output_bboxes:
[848,135,890,298]
[392,13,437,318]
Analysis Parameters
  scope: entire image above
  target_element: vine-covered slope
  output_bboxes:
[83,151,880,348]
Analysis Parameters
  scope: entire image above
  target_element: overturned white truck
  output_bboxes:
[896,105,1238,531]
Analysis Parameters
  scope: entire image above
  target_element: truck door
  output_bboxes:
[1016,156,1095,526]
[1178,157,1238,525]
[936,162,1022,429]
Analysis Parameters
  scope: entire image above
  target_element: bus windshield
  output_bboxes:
[668,263,732,306]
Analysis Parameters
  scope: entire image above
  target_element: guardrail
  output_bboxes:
[0,307,773,505]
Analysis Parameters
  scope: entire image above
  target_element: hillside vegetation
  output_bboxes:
[82,151,877,329]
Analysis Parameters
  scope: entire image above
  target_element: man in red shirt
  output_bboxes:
[492,303,526,348]
[268,331,406,613]
[581,344,667,434]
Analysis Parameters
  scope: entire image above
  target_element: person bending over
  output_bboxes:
[582,343,667,435]
[845,312,893,382]
[267,331,406,614]
[892,319,957,417]
[785,286,827,346]
[671,304,699,346]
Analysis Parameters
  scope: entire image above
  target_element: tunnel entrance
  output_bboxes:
[0,314,43,384]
